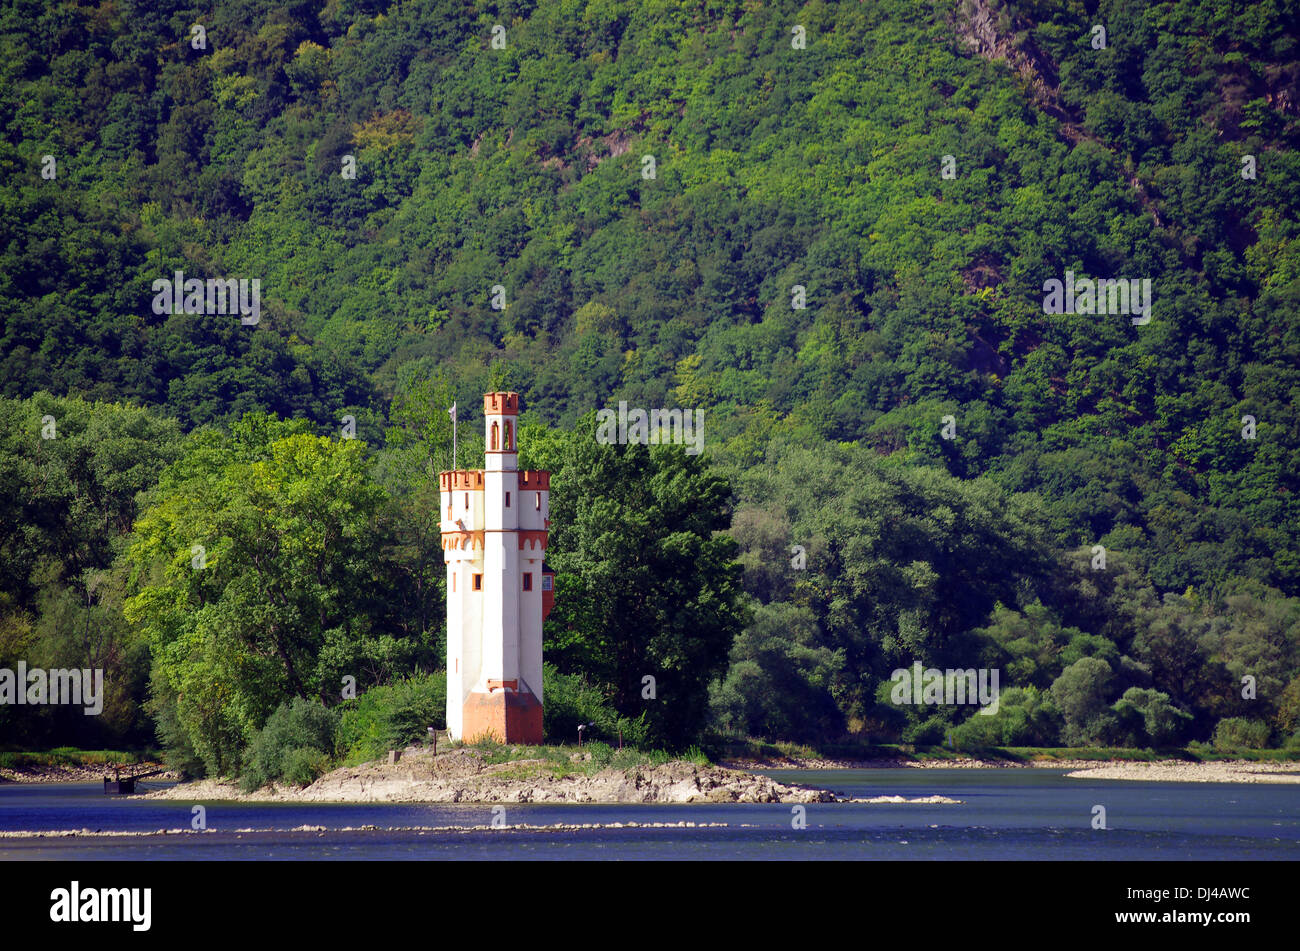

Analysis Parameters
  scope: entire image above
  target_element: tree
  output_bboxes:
[710,601,845,742]
[731,439,1059,725]
[0,394,183,748]
[533,417,748,748]
[1051,657,1115,746]
[125,414,404,774]
[1111,687,1192,747]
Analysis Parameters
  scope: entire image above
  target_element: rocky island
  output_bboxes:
[144,746,958,805]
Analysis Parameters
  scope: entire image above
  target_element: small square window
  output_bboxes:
[472,574,482,591]
[522,573,532,591]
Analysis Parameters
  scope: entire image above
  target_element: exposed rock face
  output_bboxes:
[146,747,837,804]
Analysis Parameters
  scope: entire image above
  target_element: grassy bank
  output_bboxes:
[454,739,710,782]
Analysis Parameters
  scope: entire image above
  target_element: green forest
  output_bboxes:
[2,0,1299,777]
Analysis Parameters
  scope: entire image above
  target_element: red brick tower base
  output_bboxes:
[462,688,543,743]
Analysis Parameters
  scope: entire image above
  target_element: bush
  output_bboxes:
[336,673,445,765]
[241,699,339,792]
[707,603,845,743]
[585,741,614,768]
[148,676,208,778]
[1212,717,1272,751]
[682,744,710,766]
[281,747,331,787]
[903,713,951,746]
[1110,688,1192,747]
[950,687,1063,749]
[542,663,650,748]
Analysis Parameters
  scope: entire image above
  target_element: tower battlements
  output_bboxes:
[484,391,519,415]
[440,470,485,491]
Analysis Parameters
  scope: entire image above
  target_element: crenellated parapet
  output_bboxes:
[440,469,486,491]
[519,470,550,491]
[484,391,520,415]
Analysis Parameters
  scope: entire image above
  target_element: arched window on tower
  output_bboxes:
[504,421,513,451]
[490,421,499,450]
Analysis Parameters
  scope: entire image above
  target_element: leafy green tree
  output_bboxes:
[125,414,404,774]
[710,601,845,743]
[732,440,1058,725]
[1111,687,1193,747]
[1051,657,1116,746]
[537,418,748,749]
[0,394,183,748]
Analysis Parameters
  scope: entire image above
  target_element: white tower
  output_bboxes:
[440,392,551,742]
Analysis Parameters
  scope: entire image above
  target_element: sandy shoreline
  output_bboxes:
[1063,761,1300,783]
[726,754,1300,783]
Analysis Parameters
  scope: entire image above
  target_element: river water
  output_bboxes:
[1,768,1297,860]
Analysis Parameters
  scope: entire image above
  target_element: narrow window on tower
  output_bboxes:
[505,491,511,508]
[452,573,456,592]
[522,573,532,591]
[464,493,468,509]
[472,574,482,591]
[535,492,541,510]
[490,421,499,450]
[505,421,513,450]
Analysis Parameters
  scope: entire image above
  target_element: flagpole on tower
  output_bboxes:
[449,401,458,470]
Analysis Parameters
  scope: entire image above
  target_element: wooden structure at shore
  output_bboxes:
[103,766,165,794]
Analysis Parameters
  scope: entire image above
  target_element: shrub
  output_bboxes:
[1212,717,1272,751]
[950,687,1064,748]
[903,713,951,746]
[241,699,339,792]
[1110,688,1192,747]
[336,673,445,765]
[542,663,650,748]
[585,741,614,768]
[682,745,710,766]
[281,747,331,787]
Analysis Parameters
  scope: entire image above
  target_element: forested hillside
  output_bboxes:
[2,0,1299,766]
